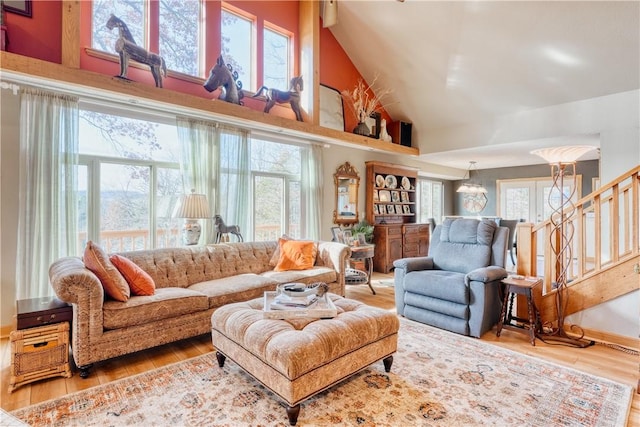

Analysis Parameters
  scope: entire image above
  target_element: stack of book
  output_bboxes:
[263,289,337,320]
[270,292,318,311]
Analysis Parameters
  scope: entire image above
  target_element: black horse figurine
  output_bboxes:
[106,14,166,88]
[252,76,304,121]
[203,55,244,105]
[214,215,243,243]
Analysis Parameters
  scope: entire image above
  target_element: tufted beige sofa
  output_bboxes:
[49,241,350,378]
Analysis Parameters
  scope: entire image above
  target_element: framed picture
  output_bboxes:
[373,190,379,201]
[386,205,395,214]
[403,205,411,214]
[319,84,345,132]
[365,112,381,139]
[331,226,343,243]
[3,1,32,17]
[342,230,353,245]
[401,191,409,202]
[395,205,403,215]
[391,191,400,202]
[378,190,391,202]
[356,233,367,245]
[373,204,379,215]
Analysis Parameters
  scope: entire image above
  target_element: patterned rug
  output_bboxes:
[11,319,632,426]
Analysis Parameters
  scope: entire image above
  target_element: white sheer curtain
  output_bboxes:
[16,89,79,299]
[302,144,324,240]
[217,125,250,239]
[176,117,218,244]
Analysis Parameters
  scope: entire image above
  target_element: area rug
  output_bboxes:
[11,318,632,426]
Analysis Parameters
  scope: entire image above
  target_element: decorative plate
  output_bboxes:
[385,175,397,189]
[378,190,391,202]
[401,176,411,190]
[375,175,386,188]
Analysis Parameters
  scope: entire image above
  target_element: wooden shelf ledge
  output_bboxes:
[0,52,419,156]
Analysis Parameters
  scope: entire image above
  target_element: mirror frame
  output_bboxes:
[333,162,360,225]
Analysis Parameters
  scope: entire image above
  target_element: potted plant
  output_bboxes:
[351,219,374,244]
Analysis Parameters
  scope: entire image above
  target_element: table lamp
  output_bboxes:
[172,189,211,245]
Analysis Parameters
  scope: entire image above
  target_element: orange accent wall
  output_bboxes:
[3,1,62,63]
[319,26,392,134]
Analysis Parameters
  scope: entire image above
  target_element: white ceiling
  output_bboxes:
[328,1,639,171]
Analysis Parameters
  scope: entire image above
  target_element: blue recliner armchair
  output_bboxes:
[393,218,509,338]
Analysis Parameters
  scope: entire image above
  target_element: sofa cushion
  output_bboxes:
[274,240,316,271]
[404,270,468,304]
[109,254,155,296]
[261,266,337,285]
[188,274,279,309]
[83,241,130,302]
[102,287,208,330]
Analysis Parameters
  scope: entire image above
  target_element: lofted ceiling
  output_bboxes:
[327,1,639,173]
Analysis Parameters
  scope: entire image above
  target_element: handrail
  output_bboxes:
[516,166,639,319]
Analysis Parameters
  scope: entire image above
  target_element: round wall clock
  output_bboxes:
[463,193,487,213]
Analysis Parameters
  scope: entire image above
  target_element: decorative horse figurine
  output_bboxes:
[203,55,244,105]
[252,76,304,121]
[106,14,167,88]
[214,215,243,243]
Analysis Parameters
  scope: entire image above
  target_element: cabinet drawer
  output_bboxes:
[404,234,420,244]
[388,226,403,236]
[403,242,419,253]
[17,308,72,330]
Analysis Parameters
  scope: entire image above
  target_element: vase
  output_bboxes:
[353,121,370,136]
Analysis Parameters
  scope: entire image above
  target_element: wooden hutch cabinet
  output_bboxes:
[366,161,430,273]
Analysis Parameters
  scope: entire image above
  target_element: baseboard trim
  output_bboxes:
[570,326,639,352]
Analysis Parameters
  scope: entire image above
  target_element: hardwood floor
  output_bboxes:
[2,273,638,426]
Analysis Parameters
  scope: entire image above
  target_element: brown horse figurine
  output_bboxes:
[106,14,166,88]
[203,55,244,105]
[252,76,304,121]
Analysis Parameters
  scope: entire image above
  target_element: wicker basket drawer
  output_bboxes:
[9,322,72,393]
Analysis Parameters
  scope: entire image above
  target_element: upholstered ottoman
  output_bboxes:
[210,294,399,425]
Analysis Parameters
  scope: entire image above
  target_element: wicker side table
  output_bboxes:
[9,322,72,393]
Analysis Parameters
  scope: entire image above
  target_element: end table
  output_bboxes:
[347,244,376,295]
[496,276,543,346]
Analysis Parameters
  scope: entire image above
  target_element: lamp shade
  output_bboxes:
[456,161,487,194]
[172,189,210,219]
[531,145,597,164]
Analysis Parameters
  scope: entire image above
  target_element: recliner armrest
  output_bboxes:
[466,266,508,283]
[393,257,434,272]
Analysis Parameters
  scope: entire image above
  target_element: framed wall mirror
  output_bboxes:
[333,162,360,225]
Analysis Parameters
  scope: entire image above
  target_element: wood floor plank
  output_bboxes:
[0,271,637,425]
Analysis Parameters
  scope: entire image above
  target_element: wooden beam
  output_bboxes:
[0,51,419,156]
[299,0,320,125]
[61,1,81,69]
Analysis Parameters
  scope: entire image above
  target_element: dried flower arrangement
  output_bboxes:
[341,75,393,124]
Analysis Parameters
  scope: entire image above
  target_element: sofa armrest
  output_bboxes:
[49,256,106,353]
[466,266,508,284]
[393,257,434,272]
[317,241,351,296]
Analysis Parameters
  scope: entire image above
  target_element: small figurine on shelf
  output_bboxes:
[203,55,245,105]
[379,118,392,142]
[106,15,167,88]
[252,76,304,121]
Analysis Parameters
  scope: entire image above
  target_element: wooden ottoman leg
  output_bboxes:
[286,404,300,426]
[215,351,226,367]
[383,355,393,372]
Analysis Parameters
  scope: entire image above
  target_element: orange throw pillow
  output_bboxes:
[270,235,318,268]
[83,241,130,302]
[274,240,316,272]
[110,254,156,296]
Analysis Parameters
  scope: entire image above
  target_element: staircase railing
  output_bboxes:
[516,165,640,321]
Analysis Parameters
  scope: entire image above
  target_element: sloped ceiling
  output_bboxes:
[328,1,639,173]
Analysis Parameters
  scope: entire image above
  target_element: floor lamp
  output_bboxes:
[172,189,211,246]
[531,146,596,348]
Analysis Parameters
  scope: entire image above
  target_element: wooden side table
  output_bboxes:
[496,277,543,346]
[347,244,376,295]
[9,297,73,392]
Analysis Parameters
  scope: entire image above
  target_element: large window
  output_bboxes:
[417,178,443,224]
[249,138,302,240]
[78,109,182,252]
[221,8,254,91]
[92,0,145,52]
[263,25,291,89]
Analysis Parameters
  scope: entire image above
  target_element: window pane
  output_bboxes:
[159,0,201,76]
[92,0,145,52]
[79,111,180,162]
[288,181,301,239]
[100,163,150,252]
[156,167,182,248]
[221,9,253,90]
[77,164,89,255]
[250,139,301,174]
[263,27,289,89]
[505,187,529,220]
[254,176,283,241]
